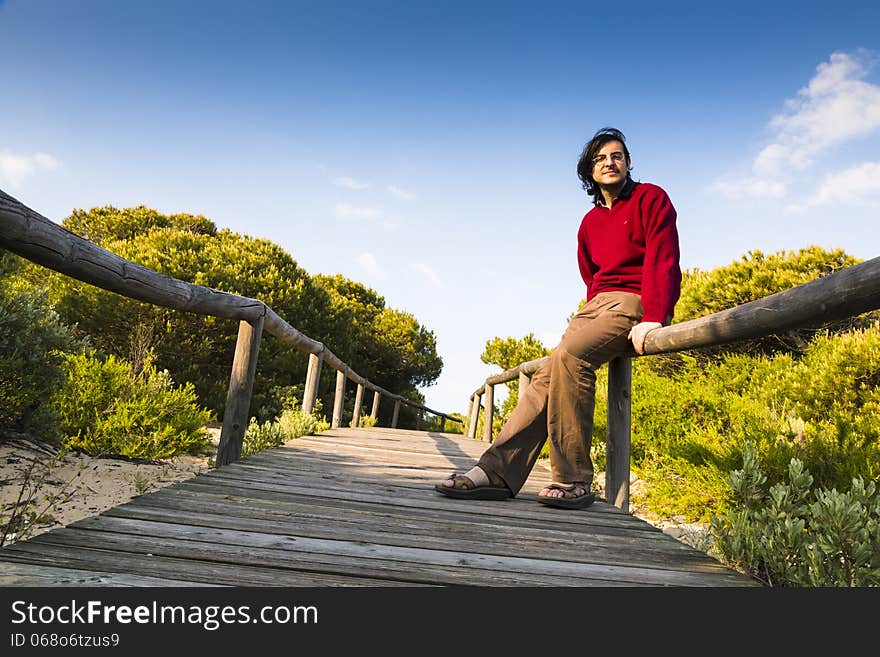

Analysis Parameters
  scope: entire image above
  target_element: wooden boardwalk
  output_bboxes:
[0,428,758,587]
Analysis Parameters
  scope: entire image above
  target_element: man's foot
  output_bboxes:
[434,467,512,500]
[537,482,595,509]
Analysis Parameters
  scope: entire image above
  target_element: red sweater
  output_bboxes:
[577,181,681,324]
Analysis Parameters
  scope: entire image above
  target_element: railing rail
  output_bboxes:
[0,189,460,466]
[468,255,880,510]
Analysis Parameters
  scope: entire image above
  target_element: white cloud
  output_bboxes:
[387,184,415,201]
[412,262,445,289]
[786,161,880,213]
[335,203,384,219]
[711,50,880,200]
[357,252,384,278]
[334,176,369,190]
[0,150,61,187]
[765,50,880,171]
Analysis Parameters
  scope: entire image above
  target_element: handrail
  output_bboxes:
[0,189,460,465]
[467,254,880,509]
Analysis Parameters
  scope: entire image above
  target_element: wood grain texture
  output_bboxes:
[606,356,632,510]
[216,317,264,466]
[0,427,759,587]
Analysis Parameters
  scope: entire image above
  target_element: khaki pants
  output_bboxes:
[477,291,643,495]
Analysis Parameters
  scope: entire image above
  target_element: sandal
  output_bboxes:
[434,472,512,500]
[537,482,595,509]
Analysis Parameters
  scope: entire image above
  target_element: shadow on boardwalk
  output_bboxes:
[0,427,760,587]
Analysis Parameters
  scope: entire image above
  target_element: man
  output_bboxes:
[435,127,681,509]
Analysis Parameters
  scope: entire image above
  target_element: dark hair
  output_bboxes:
[576,127,632,201]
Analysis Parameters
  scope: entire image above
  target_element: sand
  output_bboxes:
[0,430,218,546]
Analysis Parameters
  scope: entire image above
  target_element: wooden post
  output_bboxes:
[439,415,446,432]
[606,356,633,511]
[302,351,323,414]
[331,370,346,429]
[370,390,380,420]
[466,396,474,428]
[351,382,364,428]
[391,399,401,428]
[468,392,482,439]
[482,383,494,442]
[217,316,264,467]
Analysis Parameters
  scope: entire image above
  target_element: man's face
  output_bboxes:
[591,139,629,187]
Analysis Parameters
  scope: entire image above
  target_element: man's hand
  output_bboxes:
[628,321,662,355]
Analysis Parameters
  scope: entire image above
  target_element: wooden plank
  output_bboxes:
[188,456,650,525]
[99,493,732,572]
[0,562,219,587]
[0,427,756,587]
[31,520,749,587]
[186,471,656,533]
[0,541,417,587]
[168,472,649,536]
[19,526,627,587]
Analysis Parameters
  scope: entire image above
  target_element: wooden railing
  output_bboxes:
[468,255,880,511]
[0,189,461,466]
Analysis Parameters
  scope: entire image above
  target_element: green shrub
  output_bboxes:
[241,417,286,457]
[278,406,329,438]
[437,412,466,434]
[56,351,212,460]
[241,397,330,458]
[358,415,378,428]
[580,323,880,521]
[0,280,83,438]
[673,246,873,360]
[711,443,880,586]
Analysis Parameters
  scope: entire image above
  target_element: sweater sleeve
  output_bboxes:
[640,188,682,324]
[576,219,596,295]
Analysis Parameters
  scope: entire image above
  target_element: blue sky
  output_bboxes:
[2,0,879,416]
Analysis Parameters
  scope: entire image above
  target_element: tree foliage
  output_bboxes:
[669,246,873,361]
[0,267,83,438]
[11,205,443,428]
[480,333,550,422]
[62,205,217,245]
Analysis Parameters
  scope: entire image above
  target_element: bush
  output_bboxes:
[241,398,330,458]
[580,323,880,522]
[241,417,286,457]
[56,351,213,460]
[710,443,880,586]
[278,406,330,438]
[673,246,872,360]
[0,280,83,438]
